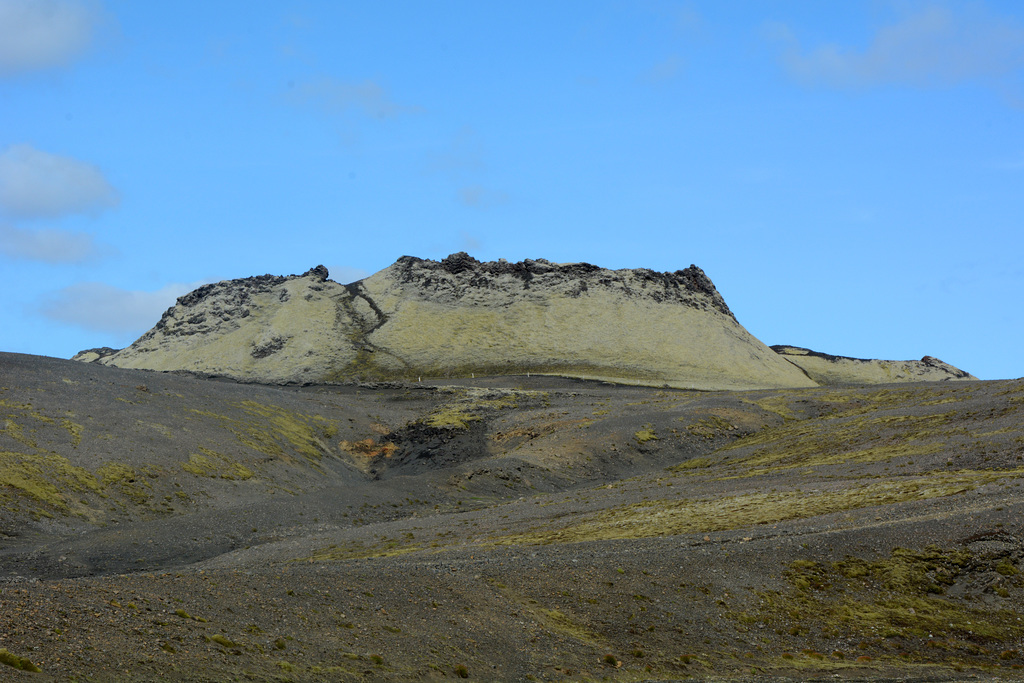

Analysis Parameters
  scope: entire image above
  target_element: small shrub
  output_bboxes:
[454,664,469,678]
[603,653,621,667]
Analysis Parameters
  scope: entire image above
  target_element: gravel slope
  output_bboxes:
[1,352,1022,681]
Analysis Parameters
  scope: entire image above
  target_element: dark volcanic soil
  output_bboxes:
[1,352,1023,681]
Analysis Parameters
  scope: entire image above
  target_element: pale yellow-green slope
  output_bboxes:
[103,274,360,383]
[88,255,820,389]
[773,346,977,386]
[359,289,812,390]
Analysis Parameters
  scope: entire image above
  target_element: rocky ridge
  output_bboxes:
[74,254,974,390]
[773,345,978,385]
[77,254,815,390]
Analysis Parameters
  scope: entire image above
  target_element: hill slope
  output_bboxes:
[1,352,1022,681]
[76,254,816,391]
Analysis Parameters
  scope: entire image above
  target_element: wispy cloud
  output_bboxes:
[426,127,485,175]
[288,76,422,119]
[458,185,508,209]
[643,55,684,84]
[0,223,110,263]
[0,0,98,75]
[770,5,1024,88]
[459,231,481,253]
[674,4,702,35]
[0,144,119,219]
[998,162,1024,171]
[41,280,209,334]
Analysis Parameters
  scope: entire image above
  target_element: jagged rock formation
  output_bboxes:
[772,345,977,385]
[70,346,120,363]
[77,254,817,390]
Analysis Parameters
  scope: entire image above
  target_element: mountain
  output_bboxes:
[74,254,818,390]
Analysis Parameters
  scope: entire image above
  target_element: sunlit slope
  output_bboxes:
[92,267,360,383]
[359,266,808,390]
[773,345,977,385]
[88,254,814,389]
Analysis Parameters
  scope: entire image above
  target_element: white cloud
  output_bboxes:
[289,76,422,119]
[0,0,97,75]
[773,6,1024,88]
[0,223,109,262]
[0,143,119,219]
[41,281,207,334]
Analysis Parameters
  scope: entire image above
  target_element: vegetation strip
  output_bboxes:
[490,469,1023,546]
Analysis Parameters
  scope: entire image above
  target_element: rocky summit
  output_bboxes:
[74,253,974,389]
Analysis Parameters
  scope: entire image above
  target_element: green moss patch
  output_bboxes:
[0,449,99,513]
[491,470,1022,546]
[535,607,602,644]
[97,462,152,504]
[418,389,531,430]
[684,415,735,438]
[750,546,1024,647]
[488,582,604,645]
[0,648,42,672]
[209,634,239,648]
[301,537,422,562]
[667,457,713,472]
[187,400,334,466]
[182,447,254,480]
[634,425,658,444]
[61,417,84,447]
[719,411,955,474]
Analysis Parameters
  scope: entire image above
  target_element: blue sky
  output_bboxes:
[1,0,1022,380]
